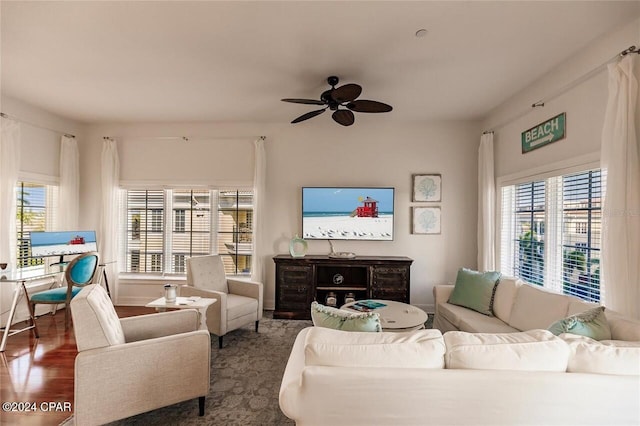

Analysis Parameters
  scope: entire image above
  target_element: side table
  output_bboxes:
[145,296,216,330]
[342,299,428,331]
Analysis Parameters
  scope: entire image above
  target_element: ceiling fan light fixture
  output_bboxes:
[282,76,392,126]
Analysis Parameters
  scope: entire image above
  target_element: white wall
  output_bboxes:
[80,119,481,312]
[0,95,87,325]
[484,17,640,179]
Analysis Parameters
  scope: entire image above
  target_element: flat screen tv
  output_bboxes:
[30,231,98,260]
[302,187,394,240]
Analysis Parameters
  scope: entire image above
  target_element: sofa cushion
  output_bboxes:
[604,309,640,341]
[458,312,520,333]
[447,268,501,316]
[548,306,612,341]
[567,298,599,316]
[508,283,571,331]
[311,301,381,332]
[304,327,445,368]
[492,277,523,323]
[443,329,570,372]
[561,334,640,375]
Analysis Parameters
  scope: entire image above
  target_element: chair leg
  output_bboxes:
[255,320,259,333]
[198,396,205,416]
[218,336,223,349]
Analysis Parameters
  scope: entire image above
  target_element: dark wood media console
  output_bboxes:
[273,254,413,320]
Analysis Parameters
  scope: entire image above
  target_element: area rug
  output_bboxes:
[62,312,432,426]
[106,314,311,426]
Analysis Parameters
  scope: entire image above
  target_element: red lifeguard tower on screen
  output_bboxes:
[351,197,379,218]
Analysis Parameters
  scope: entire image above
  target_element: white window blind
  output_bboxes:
[217,190,253,276]
[120,188,253,275]
[500,169,603,302]
[16,181,58,268]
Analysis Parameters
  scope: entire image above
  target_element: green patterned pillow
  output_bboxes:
[311,301,382,332]
[548,306,611,341]
[447,268,501,316]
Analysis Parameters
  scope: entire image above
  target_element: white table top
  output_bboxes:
[146,296,216,309]
[341,299,428,330]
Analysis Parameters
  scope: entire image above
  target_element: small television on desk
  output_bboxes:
[30,231,98,263]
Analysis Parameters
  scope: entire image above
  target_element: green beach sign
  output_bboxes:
[521,112,566,153]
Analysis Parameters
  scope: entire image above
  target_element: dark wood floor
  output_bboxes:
[1,306,155,426]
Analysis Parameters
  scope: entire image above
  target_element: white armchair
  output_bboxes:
[180,254,263,348]
[70,284,211,426]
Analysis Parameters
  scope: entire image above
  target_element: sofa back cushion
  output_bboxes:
[508,283,571,331]
[604,309,640,341]
[562,334,640,376]
[304,327,445,368]
[444,330,569,372]
[492,276,522,323]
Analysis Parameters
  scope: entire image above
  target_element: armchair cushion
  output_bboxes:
[187,254,228,293]
[228,294,259,321]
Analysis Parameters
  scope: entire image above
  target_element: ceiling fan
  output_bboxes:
[281,76,393,126]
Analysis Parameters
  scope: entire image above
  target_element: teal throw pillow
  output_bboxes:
[447,268,501,316]
[311,301,382,332]
[548,306,611,341]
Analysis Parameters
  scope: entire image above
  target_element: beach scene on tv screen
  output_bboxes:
[302,188,394,240]
[30,231,98,257]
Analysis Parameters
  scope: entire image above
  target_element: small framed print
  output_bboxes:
[412,207,441,234]
[413,174,441,202]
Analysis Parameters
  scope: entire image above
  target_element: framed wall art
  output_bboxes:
[412,174,441,202]
[412,206,441,234]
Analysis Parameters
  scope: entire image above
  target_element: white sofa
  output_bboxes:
[279,326,640,426]
[433,277,640,340]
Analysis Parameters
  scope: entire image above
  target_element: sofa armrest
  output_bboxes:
[279,327,311,420]
[74,330,210,425]
[433,285,454,306]
[120,309,200,342]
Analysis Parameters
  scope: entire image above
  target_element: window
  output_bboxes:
[16,182,58,268]
[121,188,251,275]
[217,190,253,276]
[500,169,603,302]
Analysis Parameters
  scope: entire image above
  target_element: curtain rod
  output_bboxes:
[0,112,76,138]
[483,45,639,134]
[121,135,266,142]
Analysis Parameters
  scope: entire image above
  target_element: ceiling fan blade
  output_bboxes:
[291,108,326,124]
[332,109,355,126]
[281,98,325,105]
[346,100,393,113]
[331,84,362,103]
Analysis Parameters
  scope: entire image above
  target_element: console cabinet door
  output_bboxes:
[370,266,409,302]
[276,264,313,318]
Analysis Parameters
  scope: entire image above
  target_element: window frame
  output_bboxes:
[119,187,253,277]
[496,157,603,302]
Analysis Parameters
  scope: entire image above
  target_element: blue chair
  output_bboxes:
[30,252,99,329]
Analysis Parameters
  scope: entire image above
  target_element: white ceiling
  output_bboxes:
[2,1,639,125]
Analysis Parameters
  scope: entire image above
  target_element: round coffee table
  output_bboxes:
[341,299,428,331]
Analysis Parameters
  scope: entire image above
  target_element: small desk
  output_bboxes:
[1,265,65,352]
[146,297,216,330]
[342,299,428,331]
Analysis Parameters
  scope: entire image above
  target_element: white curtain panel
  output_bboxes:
[0,118,21,268]
[100,139,120,297]
[251,137,266,282]
[477,132,496,272]
[58,135,79,230]
[600,55,640,319]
